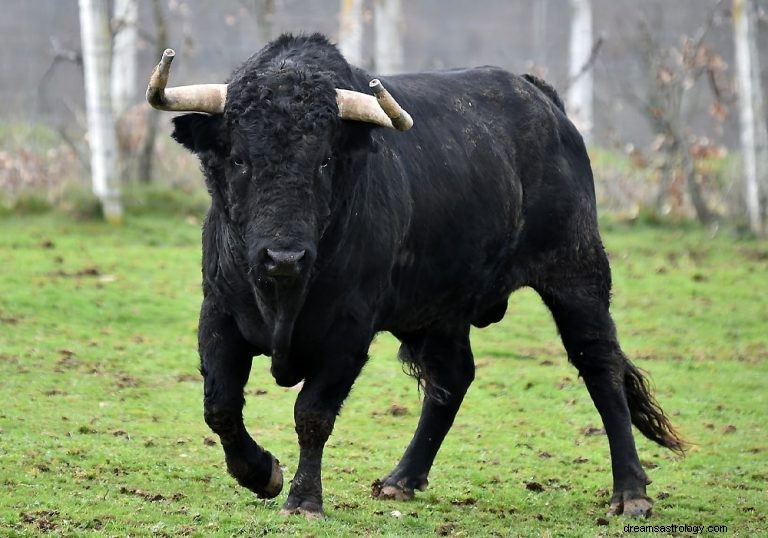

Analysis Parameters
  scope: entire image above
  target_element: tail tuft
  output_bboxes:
[624,360,687,454]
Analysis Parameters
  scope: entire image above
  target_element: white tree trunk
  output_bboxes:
[533,0,549,68]
[733,0,767,234]
[568,0,594,143]
[374,0,404,75]
[79,0,123,222]
[111,0,138,117]
[338,0,364,66]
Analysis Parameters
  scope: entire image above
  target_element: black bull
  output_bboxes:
[160,34,684,518]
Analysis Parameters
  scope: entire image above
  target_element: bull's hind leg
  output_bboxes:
[372,325,474,500]
[198,298,283,499]
[532,247,683,517]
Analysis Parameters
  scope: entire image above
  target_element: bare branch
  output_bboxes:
[564,36,604,91]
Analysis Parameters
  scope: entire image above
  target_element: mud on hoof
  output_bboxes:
[280,497,325,519]
[227,452,283,499]
[371,476,428,501]
[608,491,653,517]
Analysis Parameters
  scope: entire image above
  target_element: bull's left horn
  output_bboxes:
[335,80,413,131]
[146,49,227,114]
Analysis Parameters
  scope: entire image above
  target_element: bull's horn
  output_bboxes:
[146,49,227,114]
[335,79,413,131]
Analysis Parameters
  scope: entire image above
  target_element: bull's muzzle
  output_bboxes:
[264,249,306,279]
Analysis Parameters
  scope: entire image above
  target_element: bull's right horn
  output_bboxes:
[146,49,227,114]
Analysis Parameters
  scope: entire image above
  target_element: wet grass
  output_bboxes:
[0,214,766,536]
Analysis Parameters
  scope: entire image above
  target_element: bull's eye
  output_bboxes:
[319,158,331,171]
[231,157,245,168]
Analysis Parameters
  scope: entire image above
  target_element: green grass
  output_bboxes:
[0,214,766,537]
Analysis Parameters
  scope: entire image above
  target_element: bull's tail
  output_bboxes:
[624,359,687,454]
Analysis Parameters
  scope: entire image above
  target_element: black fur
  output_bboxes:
[169,33,684,517]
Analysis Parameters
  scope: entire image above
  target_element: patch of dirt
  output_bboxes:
[333,501,359,510]
[0,353,19,364]
[581,425,606,436]
[0,314,20,325]
[557,377,574,389]
[20,509,60,532]
[119,486,185,503]
[524,481,545,492]
[47,266,101,278]
[544,478,572,491]
[450,497,477,506]
[203,437,217,447]
[386,404,408,416]
[176,373,200,383]
[115,373,140,389]
[436,522,456,535]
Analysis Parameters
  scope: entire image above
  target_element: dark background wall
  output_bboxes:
[1,0,764,149]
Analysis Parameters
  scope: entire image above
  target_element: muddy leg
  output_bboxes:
[535,257,655,517]
[373,325,474,500]
[199,298,282,498]
[280,354,367,518]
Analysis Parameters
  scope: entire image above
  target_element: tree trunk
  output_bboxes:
[533,0,550,68]
[733,0,767,234]
[256,0,275,44]
[111,0,138,117]
[683,146,716,225]
[567,0,594,143]
[138,0,168,184]
[79,0,123,222]
[338,0,364,66]
[374,0,404,75]
[111,0,138,182]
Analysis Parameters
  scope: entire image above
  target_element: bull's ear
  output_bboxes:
[171,113,225,154]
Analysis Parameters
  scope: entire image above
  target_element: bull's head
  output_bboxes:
[146,46,412,377]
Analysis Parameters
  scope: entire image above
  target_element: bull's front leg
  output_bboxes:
[199,297,283,498]
[280,355,367,518]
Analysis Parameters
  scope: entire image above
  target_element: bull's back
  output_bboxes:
[369,68,596,329]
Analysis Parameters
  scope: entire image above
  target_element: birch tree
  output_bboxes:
[111,0,138,117]
[339,0,364,66]
[568,0,594,143]
[79,0,123,222]
[733,0,768,235]
[374,0,404,75]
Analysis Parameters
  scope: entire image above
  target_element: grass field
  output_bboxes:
[0,213,766,537]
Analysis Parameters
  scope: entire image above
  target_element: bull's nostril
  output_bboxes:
[264,249,306,278]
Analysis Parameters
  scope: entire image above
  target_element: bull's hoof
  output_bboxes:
[259,455,284,499]
[607,491,653,517]
[371,476,427,501]
[227,451,283,499]
[280,497,325,519]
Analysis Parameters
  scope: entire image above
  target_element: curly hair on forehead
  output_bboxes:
[225,69,340,139]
